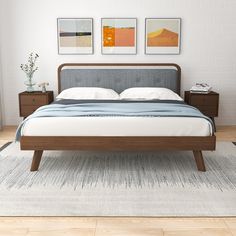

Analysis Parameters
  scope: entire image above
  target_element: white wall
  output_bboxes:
[0,0,6,129]
[0,56,3,130]
[1,0,236,125]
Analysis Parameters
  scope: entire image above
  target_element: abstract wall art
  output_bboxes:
[145,18,181,54]
[101,18,137,54]
[57,18,93,54]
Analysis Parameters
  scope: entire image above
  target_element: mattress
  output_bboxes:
[21,116,212,137]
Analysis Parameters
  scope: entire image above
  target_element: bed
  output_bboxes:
[19,63,216,172]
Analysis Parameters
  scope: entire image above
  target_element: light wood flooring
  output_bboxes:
[0,125,236,236]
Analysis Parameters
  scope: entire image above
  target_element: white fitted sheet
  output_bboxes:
[21,117,212,137]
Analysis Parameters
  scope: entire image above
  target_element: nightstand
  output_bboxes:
[184,91,219,127]
[19,91,54,118]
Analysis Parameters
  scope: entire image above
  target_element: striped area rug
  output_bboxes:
[0,142,235,216]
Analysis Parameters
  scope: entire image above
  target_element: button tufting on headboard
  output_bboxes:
[58,63,181,95]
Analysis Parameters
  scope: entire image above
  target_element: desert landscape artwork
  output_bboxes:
[145,18,181,54]
[58,18,93,54]
[102,18,137,54]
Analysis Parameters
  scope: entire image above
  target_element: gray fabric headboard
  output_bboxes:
[58,63,181,95]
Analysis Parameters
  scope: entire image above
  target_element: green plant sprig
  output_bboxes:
[20,53,39,79]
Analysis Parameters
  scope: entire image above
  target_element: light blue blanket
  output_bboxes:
[16,102,213,141]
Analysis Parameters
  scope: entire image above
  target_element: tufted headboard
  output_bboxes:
[58,63,181,95]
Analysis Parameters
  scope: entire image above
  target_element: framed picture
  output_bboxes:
[101,18,137,55]
[145,18,181,54]
[57,18,93,54]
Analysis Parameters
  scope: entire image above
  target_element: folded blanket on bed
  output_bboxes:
[15,99,214,141]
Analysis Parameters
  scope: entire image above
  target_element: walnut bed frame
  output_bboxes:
[20,63,216,172]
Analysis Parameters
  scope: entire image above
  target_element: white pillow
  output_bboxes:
[56,87,120,100]
[120,87,183,101]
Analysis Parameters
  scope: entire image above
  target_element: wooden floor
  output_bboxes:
[0,126,236,236]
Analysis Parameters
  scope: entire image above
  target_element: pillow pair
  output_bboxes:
[57,87,183,101]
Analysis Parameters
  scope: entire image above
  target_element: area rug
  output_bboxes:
[0,142,235,216]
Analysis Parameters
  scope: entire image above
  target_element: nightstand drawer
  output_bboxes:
[19,91,54,118]
[190,95,218,106]
[20,105,41,117]
[195,105,218,117]
[20,95,47,105]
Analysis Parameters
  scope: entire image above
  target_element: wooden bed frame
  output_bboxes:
[20,63,216,172]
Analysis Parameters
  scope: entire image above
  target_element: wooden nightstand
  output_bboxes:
[19,91,54,118]
[184,91,219,127]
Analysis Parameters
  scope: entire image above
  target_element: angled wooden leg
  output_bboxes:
[193,150,206,172]
[30,150,43,171]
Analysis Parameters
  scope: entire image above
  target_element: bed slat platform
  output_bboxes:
[20,63,216,172]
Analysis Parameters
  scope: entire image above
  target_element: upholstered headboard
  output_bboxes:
[58,63,181,95]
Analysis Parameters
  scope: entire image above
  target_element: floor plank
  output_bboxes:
[96,218,228,229]
[225,218,236,236]
[27,228,95,236]
[163,229,233,236]
[229,229,236,236]
[225,218,236,229]
[95,228,163,236]
[215,126,236,142]
[0,126,16,142]
[0,228,28,236]
[0,217,97,229]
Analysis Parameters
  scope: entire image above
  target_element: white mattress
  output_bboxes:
[21,117,213,137]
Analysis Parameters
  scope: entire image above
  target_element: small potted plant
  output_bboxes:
[20,53,39,92]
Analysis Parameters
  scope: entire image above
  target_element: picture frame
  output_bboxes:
[145,18,181,55]
[101,18,137,55]
[57,18,93,55]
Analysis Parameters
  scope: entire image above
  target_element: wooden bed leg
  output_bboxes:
[30,150,43,171]
[193,150,206,172]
